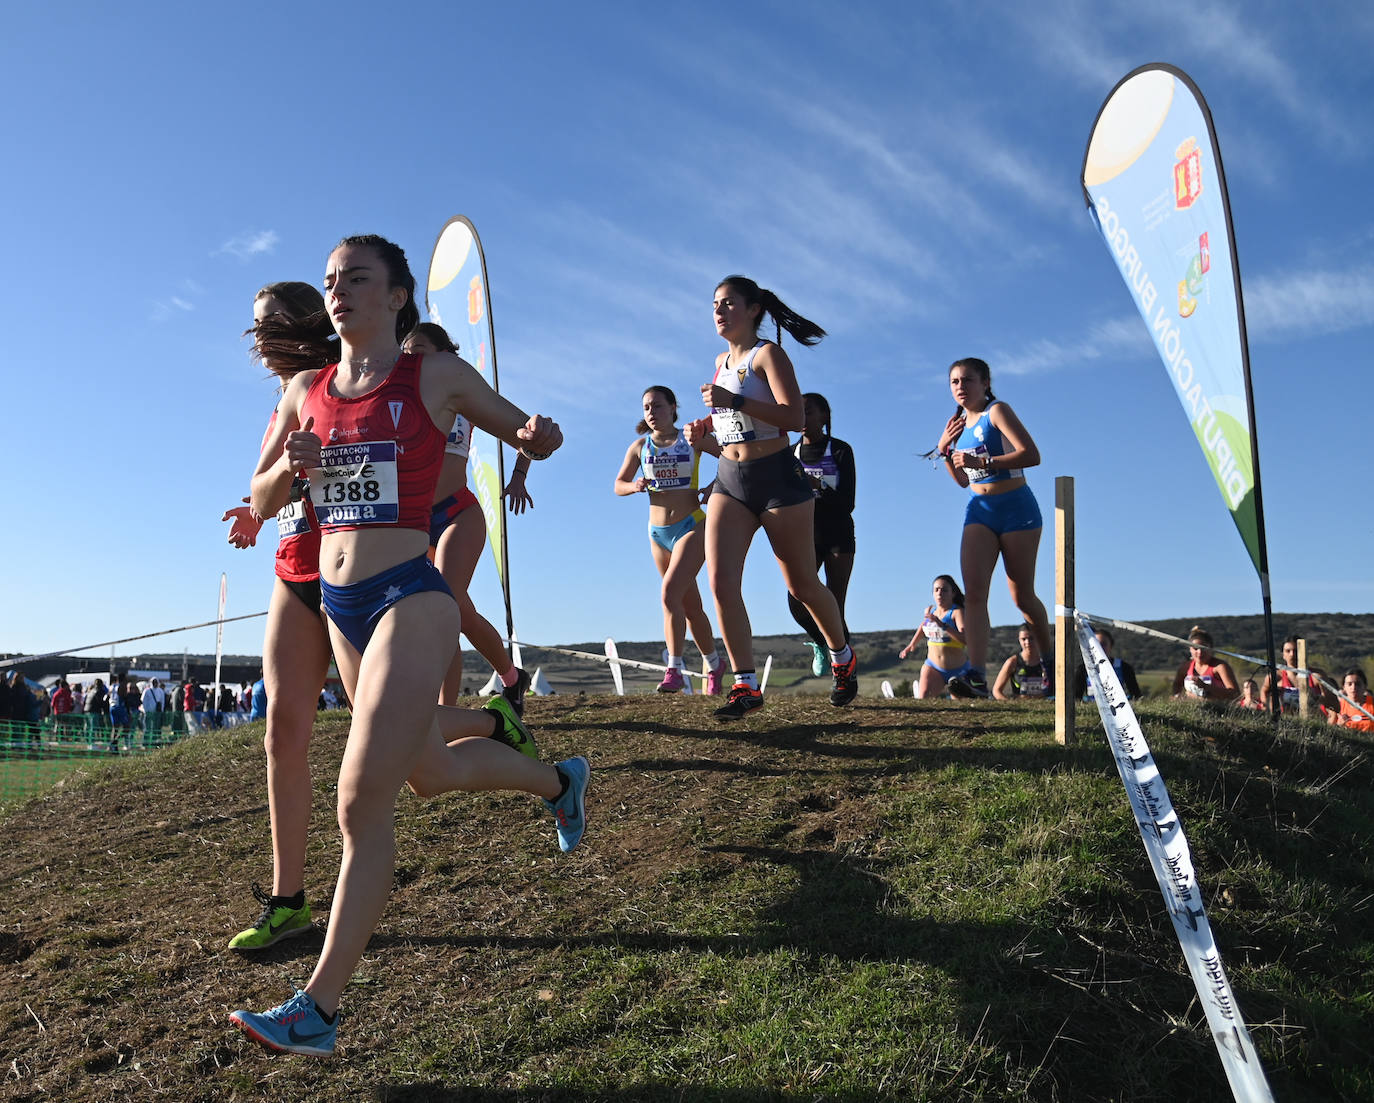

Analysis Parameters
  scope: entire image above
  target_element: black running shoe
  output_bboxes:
[503,666,532,718]
[948,670,990,699]
[829,652,859,706]
[714,683,764,720]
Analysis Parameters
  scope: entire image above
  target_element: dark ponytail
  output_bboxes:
[335,233,420,342]
[718,275,826,347]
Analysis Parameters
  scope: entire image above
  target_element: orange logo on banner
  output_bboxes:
[468,275,484,325]
[1174,137,1203,209]
[476,340,487,376]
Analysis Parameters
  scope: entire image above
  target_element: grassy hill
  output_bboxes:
[0,695,1369,1101]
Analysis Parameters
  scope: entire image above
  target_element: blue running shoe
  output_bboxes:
[230,988,337,1056]
[543,756,590,853]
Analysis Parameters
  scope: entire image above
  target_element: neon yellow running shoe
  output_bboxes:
[483,696,540,759]
[228,883,313,951]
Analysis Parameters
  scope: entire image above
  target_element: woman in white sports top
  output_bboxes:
[685,275,857,720]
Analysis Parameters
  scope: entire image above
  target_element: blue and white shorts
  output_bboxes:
[320,555,454,655]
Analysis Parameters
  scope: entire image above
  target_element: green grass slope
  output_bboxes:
[0,697,1369,1101]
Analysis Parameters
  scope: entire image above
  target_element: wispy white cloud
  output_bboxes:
[1005,0,1130,92]
[216,230,280,261]
[996,314,1152,376]
[1245,264,1374,340]
[1013,0,1365,156]
[150,285,200,323]
[1188,4,1359,156]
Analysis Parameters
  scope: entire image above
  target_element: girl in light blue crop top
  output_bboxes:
[614,384,725,695]
[930,356,1053,700]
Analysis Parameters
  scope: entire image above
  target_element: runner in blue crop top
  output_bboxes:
[933,357,1053,700]
[614,385,725,695]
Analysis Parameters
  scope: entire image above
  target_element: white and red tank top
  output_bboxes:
[300,352,446,534]
[445,412,471,460]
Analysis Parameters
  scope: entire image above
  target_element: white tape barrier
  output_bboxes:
[1075,614,1274,1102]
[880,680,895,698]
[0,612,270,670]
[1073,609,1374,724]
[760,655,773,694]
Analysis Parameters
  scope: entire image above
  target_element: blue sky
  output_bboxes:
[3,1,1372,667]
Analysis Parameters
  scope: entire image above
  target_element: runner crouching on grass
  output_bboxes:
[1170,625,1239,705]
[930,357,1052,700]
[686,275,857,720]
[899,575,970,699]
[231,234,588,1057]
[614,384,726,695]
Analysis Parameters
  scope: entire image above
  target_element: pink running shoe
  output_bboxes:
[706,664,726,696]
[657,668,686,694]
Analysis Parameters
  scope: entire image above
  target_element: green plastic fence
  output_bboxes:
[0,713,251,810]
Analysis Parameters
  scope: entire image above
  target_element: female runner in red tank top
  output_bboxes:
[219,282,336,951]
[231,235,588,1056]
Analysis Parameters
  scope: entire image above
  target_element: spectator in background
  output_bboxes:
[141,678,160,738]
[251,674,268,721]
[8,671,32,723]
[1328,667,1374,732]
[52,678,73,717]
[0,670,9,722]
[168,680,185,733]
[109,678,131,750]
[993,626,1049,700]
[1171,626,1240,705]
[71,682,85,714]
[240,681,253,713]
[1073,628,1142,701]
[85,678,109,728]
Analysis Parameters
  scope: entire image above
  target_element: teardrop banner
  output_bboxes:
[424,216,513,649]
[1082,63,1277,709]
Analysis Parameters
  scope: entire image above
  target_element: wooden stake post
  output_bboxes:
[1055,476,1075,746]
